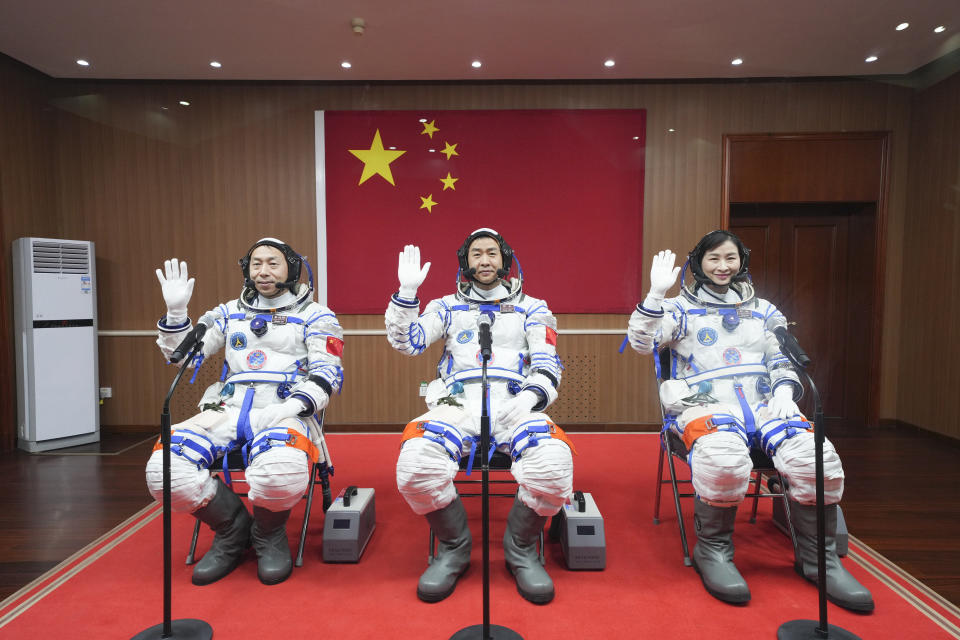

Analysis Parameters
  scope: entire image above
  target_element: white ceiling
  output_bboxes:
[0,0,958,82]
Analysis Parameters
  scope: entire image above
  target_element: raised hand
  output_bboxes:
[155,258,195,321]
[648,249,681,298]
[397,245,431,299]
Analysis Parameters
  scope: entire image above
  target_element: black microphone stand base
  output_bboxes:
[450,624,524,640]
[131,619,213,640]
[778,619,861,640]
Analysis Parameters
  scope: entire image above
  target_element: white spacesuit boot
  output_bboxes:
[191,478,252,586]
[790,501,874,612]
[419,497,472,602]
[692,498,751,604]
[251,506,292,585]
[503,497,553,604]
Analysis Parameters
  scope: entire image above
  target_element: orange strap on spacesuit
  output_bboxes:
[545,421,577,455]
[283,429,320,465]
[681,415,723,450]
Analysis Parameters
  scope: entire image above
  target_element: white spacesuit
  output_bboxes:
[145,238,343,586]
[628,230,872,612]
[386,229,573,605]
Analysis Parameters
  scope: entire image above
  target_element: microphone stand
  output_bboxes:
[451,319,522,640]
[777,335,859,640]
[132,337,213,640]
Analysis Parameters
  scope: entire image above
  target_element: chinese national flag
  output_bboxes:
[318,109,645,313]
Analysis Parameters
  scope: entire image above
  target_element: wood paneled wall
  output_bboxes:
[2,66,938,443]
[0,55,59,450]
[900,71,960,440]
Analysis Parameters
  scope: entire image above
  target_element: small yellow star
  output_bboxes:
[440,173,458,191]
[441,142,459,160]
[419,194,438,213]
[348,130,406,186]
[421,120,439,139]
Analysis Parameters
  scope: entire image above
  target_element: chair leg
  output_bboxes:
[665,437,692,567]
[653,442,666,525]
[749,471,762,523]
[295,462,320,568]
[186,518,201,565]
[778,475,798,555]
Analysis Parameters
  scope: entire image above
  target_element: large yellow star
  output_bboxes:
[348,130,406,186]
[440,173,458,191]
[421,120,439,139]
[441,141,459,160]
[419,194,437,213]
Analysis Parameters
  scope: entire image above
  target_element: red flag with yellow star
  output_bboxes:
[318,109,645,313]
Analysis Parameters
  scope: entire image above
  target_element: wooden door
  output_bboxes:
[731,204,874,423]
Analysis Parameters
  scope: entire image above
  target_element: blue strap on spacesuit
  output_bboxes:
[448,303,528,314]
[227,312,305,325]
[420,420,465,465]
[169,429,220,470]
[236,387,256,446]
[684,308,764,320]
[246,426,299,465]
[733,383,756,436]
[758,417,811,458]
[463,435,497,475]
[509,419,554,461]
[683,413,746,465]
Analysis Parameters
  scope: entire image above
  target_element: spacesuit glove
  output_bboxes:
[251,398,307,431]
[767,385,800,420]
[647,249,680,299]
[155,258,195,322]
[499,390,540,430]
[397,244,431,300]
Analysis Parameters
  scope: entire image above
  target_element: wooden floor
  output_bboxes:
[0,422,958,607]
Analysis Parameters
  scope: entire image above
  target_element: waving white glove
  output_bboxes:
[250,398,307,431]
[397,245,431,300]
[648,250,681,298]
[499,390,540,430]
[767,385,800,420]
[155,258,195,322]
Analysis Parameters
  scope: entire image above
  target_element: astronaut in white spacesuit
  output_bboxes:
[146,238,343,586]
[385,228,573,604]
[628,229,873,612]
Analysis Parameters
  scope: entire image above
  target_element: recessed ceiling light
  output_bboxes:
[667,128,676,133]
[934,26,946,33]
[179,100,190,106]
[896,22,909,31]
[731,58,743,66]
[389,146,396,150]
[160,106,168,110]
[341,61,352,69]
[632,136,639,140]
[865,55,878,63]
[419,118,427,123]
[471,60,482,69]
[76,59,90,66]
[428,149,436,153]
[604,59,615,68]
[209,61,222,68]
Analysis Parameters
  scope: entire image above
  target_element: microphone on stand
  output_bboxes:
[477,312,494,361]
[170,316,214,364]
[773,326,811,368]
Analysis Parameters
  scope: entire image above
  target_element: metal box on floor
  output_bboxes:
[558,491,606,570]
[322,486,375,563]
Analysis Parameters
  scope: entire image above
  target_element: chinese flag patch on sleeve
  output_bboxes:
[545,327,558,346]
[326,336,345,357]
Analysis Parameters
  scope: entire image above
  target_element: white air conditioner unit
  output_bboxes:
[13,237,100,452]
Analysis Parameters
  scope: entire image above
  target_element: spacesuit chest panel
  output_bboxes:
[675,307,766,378]
[443,309,529,378]
[222,314,308,376]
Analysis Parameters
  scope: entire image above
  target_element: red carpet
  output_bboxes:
[1,433,958,639]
